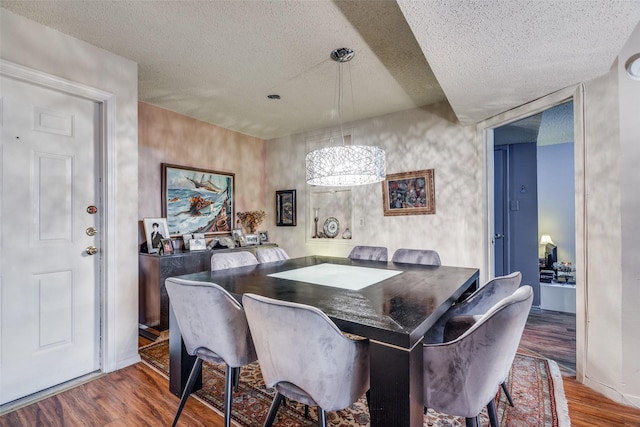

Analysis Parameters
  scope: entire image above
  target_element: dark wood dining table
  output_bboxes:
[168,255,479,427]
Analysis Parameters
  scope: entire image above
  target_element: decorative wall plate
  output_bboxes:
[323,217,340,238]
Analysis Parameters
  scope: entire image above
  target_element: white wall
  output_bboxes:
[582,22,640,406]
[617,21,640,407]
[1,9,140,370]
[266,101,483,271]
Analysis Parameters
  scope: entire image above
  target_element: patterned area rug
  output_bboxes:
[140,339,570,426]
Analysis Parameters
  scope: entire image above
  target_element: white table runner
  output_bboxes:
[267,263,402,290]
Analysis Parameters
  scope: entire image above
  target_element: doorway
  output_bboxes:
[0,75,102,405]
[492,101,576,311]
[0,59,121,410]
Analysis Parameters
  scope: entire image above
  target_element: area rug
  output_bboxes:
[140,339,570,426]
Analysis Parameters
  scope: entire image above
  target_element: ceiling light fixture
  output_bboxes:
[305,48,386,186]
[625,54,640,81]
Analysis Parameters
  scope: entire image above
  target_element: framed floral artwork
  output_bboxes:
[382,169,435,216]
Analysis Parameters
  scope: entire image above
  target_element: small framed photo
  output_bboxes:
[245,234,260,245]
[382,169,436,216]
[232,227,245,244]
[258,231,269,243]
[143,217,170,254]
[182,233,193,250]
[276,189,296,226]
[189,234,207,251]
[161,239,174,255]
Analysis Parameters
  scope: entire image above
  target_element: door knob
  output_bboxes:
[86,246,98,255]
[86,227,97,236]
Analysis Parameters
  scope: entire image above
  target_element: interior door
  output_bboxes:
[494,141,540,306]
[0,76,101,404]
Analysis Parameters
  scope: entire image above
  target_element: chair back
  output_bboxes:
[242,293,369,411]
[211,251,258,270]
[422,285,533,418]
[256,247,290,263]
[424,271,522,343]
[391,248,441,266]
[165,278,257,367]
[348,245,388,261]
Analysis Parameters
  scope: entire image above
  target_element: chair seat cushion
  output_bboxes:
[195,347,225,364]
[275,381,318,407]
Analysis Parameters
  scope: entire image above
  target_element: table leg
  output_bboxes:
[368,339,424,427]
[168,304,202,396]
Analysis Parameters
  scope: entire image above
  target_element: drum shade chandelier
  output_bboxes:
[305,48,386,187]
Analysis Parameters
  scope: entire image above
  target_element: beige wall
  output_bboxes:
[138,102,266,240]
[265,101,483,270]
[581,23,640,407]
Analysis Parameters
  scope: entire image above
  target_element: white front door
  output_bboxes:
[0,75,101,404]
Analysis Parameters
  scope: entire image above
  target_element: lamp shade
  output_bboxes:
[539,234,555,245]
[305,145,386,186]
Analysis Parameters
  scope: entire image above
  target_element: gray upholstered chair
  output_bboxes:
[347,245,388,261]
[256,247,290,263]
[424,271,522,344]
[391,248,441,265]
[165,278,257,427]
[424,271,522,407]
[422,285,533,427]
[210,250,258,270]
[242,293,370,427]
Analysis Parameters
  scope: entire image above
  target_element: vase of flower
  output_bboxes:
[237,210,266,234]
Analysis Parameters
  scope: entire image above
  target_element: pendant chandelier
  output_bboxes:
[305,48,386,187]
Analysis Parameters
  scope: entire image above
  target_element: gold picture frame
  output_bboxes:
[382,169,435,216]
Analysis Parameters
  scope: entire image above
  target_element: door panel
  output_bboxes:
[508,143,539,305]
[0,76,101,404]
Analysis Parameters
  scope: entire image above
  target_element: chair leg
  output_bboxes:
[263,392,284,427]
[487,399,498,427]
[501,381,515,407]
[224,365,235,427]
[317,408,327,427]
[465,417,477,427]
[171,358,203,427]
[233,366,241,392]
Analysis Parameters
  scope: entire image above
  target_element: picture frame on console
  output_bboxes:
[160,239,174,255]
[382,169,436,216]
[143,217,170,254]
[162,163,235,236]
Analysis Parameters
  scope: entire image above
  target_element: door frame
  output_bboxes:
[0,59,119,372]
[479,85,586,381]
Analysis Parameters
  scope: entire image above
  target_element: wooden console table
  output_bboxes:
[138,243,277,332]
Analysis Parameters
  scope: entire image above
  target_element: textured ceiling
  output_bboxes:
[2,1,639,140]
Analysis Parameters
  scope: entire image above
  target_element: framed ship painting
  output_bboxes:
[382,169,435,216]
[162,164,235,236]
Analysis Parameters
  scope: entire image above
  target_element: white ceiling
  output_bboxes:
[2,1,639,140]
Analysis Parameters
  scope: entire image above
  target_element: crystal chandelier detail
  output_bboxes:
[305,48,386,187]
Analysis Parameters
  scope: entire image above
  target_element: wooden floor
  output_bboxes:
[1,309,639,427]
